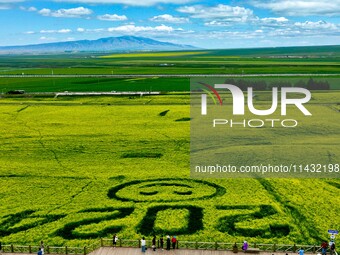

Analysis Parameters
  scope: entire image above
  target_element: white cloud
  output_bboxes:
[76,28,105,33]
[40,29,72,34]
[39,36,56,41]
[267,28,302,37]
[258,17,289,27]
[20,6,37,11]
[24,31,35,34]
[38,7,92,18]
[54,0,194,6]
[198,30,263,40]
[251,19,339,39]
[177,4,257,27]
[177,4,255,22]
[205,16,288,27]
[40,29,55,33]
[38,8,52,15]
[58,28,72,33]
[252,0,340,16]
[97,14,127,21]
[27,6,37,11]
[75,26,178,34]
[204,20,232,27]
[204,20,233,27]
[107,24,176,33]
[0,0,21,9]
[173,25,339,45]
[294,20,338,30]
[266,21,340,38]
[150,14,189,23]
[261,17,288,23]
[188,18,339,42]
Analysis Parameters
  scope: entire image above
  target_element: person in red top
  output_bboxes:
[321,241,328,255]
[171,236,177,249]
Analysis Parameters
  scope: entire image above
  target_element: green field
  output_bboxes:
[1,77,340,94]
[0,77,190,93]
[1,46,339,95]
[0,92,339,247]
[0,46,339,247]
[0,46,339,76]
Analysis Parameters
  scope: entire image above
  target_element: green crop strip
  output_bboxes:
[0,210,65,237]
[55,207,134,239]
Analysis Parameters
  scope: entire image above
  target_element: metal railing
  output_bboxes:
[100,238,327,253]
[1,244,91,255]
[0,239,327,254]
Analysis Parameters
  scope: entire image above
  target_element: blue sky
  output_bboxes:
[0,0,339,48]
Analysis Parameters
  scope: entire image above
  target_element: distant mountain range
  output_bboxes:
[0,36,197,54]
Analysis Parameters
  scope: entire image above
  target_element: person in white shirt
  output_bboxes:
[112,234,118,248]
[141,237,146,253]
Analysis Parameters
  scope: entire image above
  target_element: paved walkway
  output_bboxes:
[92,247,241,255]
[1,247,317,255]
[89,247,296,255]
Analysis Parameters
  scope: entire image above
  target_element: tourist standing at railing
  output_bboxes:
[166,235,171,250]
[160,236,164,250]
[322,241,328,255]
[171,236,177,249]
[298,247,305,255]
[113,234,118,248]
[141,237,146,253]
[152,235,156,251]
[330,242,336,255]
[37,248,42,255]
[242,241,248,251]
[40,241,44,255]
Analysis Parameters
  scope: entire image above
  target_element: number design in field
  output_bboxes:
[0,210,65,237]
[55,207,134,239]
[137,205,204,235]
[216,205,290,237]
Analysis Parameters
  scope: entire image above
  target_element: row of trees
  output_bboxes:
[223,78,330,90]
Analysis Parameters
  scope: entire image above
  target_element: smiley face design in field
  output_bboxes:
[108,178,226,202]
